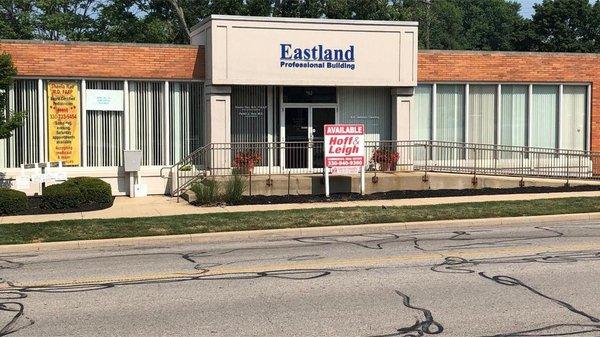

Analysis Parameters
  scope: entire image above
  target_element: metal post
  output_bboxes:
[360,165,365,195]
[325,166,330,197]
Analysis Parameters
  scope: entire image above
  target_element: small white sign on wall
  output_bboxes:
[86,89,124,111]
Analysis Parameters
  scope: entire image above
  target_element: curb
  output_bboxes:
[1,212,599,254]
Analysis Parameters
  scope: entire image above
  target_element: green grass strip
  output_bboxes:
[1,196,599,245]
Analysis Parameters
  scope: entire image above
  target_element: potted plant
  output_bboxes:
[371,148,399,171]
[233,150,262,174]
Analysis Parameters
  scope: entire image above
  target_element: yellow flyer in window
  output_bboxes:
[48,82,81,166]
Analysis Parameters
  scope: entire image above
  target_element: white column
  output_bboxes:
[496,84,502,145]
[164,81,171,165]
[391,87,415,142]
[123,80,130,151]
[38,79,46,163]
[81,79,87,167]
[205,85,232,170]
[558,84,564,149]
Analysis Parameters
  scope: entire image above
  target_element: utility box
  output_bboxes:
[123,150,142,172]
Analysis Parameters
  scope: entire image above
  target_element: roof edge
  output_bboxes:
[420,49,600,57]
[0,39,199,49]
[191,14,418,34]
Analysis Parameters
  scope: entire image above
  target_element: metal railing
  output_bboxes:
[162,140,600,197]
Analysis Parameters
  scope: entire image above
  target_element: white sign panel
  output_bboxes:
[85,89,124,111]
[324,124,365,174]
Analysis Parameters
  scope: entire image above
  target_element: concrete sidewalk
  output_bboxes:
[2,190,600,225]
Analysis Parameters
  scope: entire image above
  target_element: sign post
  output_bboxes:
[323,124,366,197]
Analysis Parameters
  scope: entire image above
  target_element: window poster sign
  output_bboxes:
[48,82,81,166]
[324,124,365,173]
[85,89,124,111]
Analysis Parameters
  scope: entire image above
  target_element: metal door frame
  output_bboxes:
[281,104,338,171]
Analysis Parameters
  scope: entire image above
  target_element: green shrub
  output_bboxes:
[190,179,221,205]
[42,183,84,209]
[0,188,28,215]
[64,177,112,204]
[223,174,246,205]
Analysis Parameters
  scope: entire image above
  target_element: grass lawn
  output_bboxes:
[1,196,599,245]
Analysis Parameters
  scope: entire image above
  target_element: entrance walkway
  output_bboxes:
[2,190,600,225]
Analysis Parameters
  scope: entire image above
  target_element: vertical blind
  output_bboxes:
[414,83,588,151]
[2,79,40,168]
[500,85,528,147]
[531,85,558,148]
[170,82,204,163]
[129,81,165,166]
[231,85,269,143]
[86,81,124,167]
[412,85,432,140]
[435,85,465,143]
[338,87,391,142]
[468,85,496,144]
[561,86,587,150]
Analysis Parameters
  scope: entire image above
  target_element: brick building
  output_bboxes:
[0,15,594,196]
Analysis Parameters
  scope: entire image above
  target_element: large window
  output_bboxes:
[500,85,527,147]
[531,85,558,148]
[129,81,165,166]
[468,85,496,144]
[86,81,124,167]
[170,82,203,163]
[412,85,432,140]
[414,83,589,151]
[561,86,587,150]
[435,85,465,143]
[1,79,40,168]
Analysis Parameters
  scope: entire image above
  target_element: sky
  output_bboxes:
[517,0,596,18]
[517,0,538,18]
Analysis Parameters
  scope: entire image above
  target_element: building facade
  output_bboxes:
[0,15,596,196]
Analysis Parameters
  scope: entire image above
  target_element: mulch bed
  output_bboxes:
[3,197,114,216]
[237,185,600,205]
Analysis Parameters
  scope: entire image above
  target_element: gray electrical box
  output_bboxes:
[123,150,142,172]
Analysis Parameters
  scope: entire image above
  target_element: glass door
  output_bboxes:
[311,107,336,168]
[284,107,309,169]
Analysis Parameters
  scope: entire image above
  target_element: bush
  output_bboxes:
[190,179,220,205]
[223,174,246,205]
[64,177,112,204]
[0,188,28,215]
[42,183,85,209]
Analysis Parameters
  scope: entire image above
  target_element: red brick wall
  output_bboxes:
[419,50,600,152]
[1,42,598,151]
[0,40,204,80]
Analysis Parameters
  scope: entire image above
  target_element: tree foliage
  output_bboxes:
[2,0,600,53]
[0,53,24,140]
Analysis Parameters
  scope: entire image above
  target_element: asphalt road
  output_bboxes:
[1,220,599,337]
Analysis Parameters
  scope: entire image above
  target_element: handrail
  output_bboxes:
[161,140,600,197]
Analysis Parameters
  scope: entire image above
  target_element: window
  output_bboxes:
[283,86,337,103]
[86,81,124,167]
[435,84,465,143]
[231,85,268,143]
[1,79,40,168]
[338,87,391,142]
[561,86,587,151]
[170,82,203,163]
[128,81,165,166]
[531,85,558,148]
[412,85,432,140]
[468,85,496,145]
[500,85,528,147]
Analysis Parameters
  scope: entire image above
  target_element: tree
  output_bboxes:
[246,0,273,16]
[529,0,595,52]
[34,0,101,41]
[0,0,36,39]
[273,0,323,18]
[0,53,24,140]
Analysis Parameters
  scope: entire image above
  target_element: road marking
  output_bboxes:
[3,241,598,289]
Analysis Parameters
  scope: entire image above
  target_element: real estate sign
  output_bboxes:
[324,124,365,174]
[48,82,81,166]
